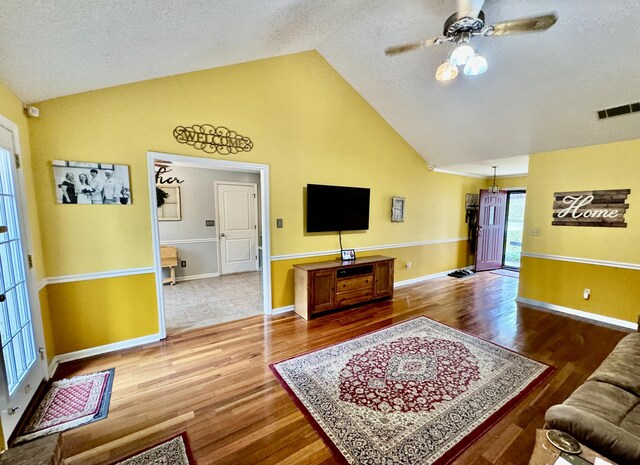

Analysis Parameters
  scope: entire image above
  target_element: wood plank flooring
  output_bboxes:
[54,272,630,465]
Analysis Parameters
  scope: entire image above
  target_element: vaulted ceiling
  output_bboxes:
[2,0,639,175]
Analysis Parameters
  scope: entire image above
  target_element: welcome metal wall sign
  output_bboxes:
[553,189,630,227]
[173,124,253,155]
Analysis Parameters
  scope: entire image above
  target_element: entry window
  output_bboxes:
[0,148,36,394]
[503,192,526,269]
[488,206,496,225]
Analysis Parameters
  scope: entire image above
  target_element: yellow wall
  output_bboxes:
[27,51,483,354]
[519,257,640,323]
[519,139,640,323]
[45,274,158,354]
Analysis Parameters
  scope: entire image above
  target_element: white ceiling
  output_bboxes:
[2,0,640,176]
[435,155,529,178]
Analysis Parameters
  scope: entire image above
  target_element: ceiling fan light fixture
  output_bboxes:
[435,61,458,81]
[463,54,488,76]
[448,44,475,66]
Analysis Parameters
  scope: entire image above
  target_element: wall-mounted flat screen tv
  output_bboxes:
[306,184,370,232]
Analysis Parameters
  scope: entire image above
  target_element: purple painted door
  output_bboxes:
[475,189,507,271]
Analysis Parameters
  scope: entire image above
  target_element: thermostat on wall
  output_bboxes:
[205,220,215,227]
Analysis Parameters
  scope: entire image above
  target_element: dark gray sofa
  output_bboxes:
[545,332,640,465]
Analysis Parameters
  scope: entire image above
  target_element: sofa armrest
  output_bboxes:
[545,404,640,465]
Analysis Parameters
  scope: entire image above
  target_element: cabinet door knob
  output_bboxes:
[0,294,5,303]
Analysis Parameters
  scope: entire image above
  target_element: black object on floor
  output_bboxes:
[448,269,475,278]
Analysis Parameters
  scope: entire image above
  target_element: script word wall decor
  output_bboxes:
[155,165,184,185]
[552,189,630,227]
[173,124,253,155]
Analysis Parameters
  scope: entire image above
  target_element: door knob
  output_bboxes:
[0,294,5,303]
[8,406,20,415]
[220,233,226,237]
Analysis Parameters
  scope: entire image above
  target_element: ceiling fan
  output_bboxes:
[385,0,557,81]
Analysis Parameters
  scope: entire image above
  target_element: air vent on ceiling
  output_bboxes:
[597,102,640,120]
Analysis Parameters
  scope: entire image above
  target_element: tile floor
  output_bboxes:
[163,271,263,334]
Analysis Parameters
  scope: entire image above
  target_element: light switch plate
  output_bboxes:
[276,218,283,228]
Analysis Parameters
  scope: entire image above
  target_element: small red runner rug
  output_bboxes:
[112,433,196,465]
[16,368,114,444]
[271,317,554,465]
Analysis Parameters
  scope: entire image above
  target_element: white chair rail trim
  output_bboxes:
[44,267,156,286]
[521,252,640,271]
[271,237,467,261]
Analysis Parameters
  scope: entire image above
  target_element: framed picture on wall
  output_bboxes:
[157,185,181,221]
[52,159,132,205]
[391,196,405,222]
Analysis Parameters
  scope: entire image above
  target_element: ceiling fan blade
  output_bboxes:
[490,13,558,36]
[384,37,440,56]
[457,0,485,19]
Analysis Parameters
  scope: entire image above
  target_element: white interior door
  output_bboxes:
[0,124,45,442]
[216,182,258,275]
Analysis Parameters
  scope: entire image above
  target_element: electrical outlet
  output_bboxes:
[181,261,187,268]
[531,227,540,236]
[405,262,412,270]
[583,288,591,300]
[205,220,215,227]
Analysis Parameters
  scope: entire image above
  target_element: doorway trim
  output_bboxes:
[501,189,526,271]
[147,152,272,339]
[0,114,48,444]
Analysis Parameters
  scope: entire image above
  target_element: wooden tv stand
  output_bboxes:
[294,255,395,320]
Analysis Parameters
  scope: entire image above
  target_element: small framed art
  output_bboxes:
[341,249,356,261]
[157,185,182,221]
[391,196,405,222]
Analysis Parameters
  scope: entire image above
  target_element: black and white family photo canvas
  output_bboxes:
[53,160,132,205]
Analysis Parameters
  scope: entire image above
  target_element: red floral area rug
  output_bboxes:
[270,317,554,465]
[111,433,195,465]
[15,368,114,444]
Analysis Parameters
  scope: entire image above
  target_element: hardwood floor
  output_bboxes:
[54,273,630,465]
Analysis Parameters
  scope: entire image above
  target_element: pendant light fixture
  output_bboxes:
[490,166,499,193]
[434,31,488,82]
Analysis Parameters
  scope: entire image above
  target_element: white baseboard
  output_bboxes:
[394,265,474,288]
[272,305,294,315]
[516,297,638,331]
[174,272,220,283]
[48,358,59,379]
[48,333,162,377]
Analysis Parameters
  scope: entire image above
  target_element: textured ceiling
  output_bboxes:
[2,0,640,175]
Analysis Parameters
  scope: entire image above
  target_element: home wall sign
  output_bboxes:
[552,189,630,227]
[173,124,253,155]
